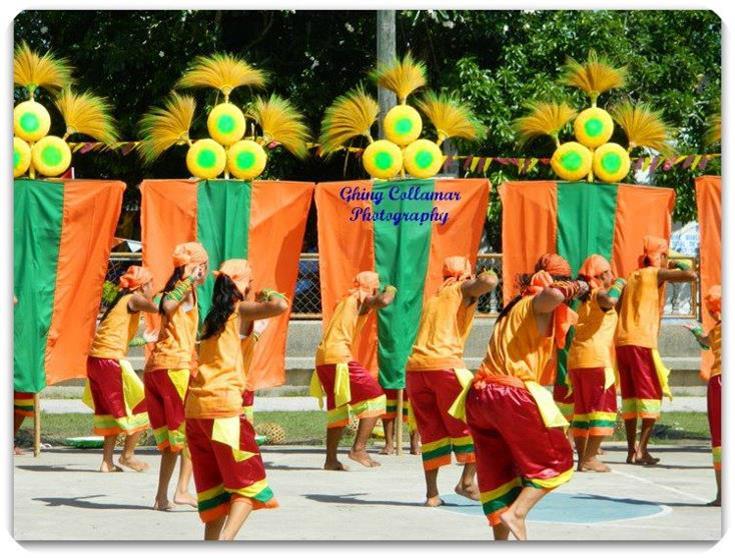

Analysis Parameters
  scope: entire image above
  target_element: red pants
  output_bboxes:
[466,381,573,526]
[708,374,721,471]
[406,370,475,470]
[616,345,662,420]
[14,391,34,418]
[553,382,575,421]
[187,416,277,523]
[315,361,386,428]
[242,390,255,425]
[87,357,149,436]
[144,369,188,452]
[569,368,617,439]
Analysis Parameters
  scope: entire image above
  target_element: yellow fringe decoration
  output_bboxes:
[512,101,577,146]
[248,94,311,159]
[55,89,118,145]
[372,52,427,104]
[176,53,266,100]
[137,93,196,164]
[561,50,627,105]
[610,100,675,156]
[13,41,73,98]
[705,113,721,146]
[416,91,484,145]
[319,85,379,155]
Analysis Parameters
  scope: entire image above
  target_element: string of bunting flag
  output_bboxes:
[68,140,720,176]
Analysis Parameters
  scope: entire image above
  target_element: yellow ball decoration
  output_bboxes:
[31,136,71,177]
[207,103,246,146]
[574,107,614,149]
[551,142,593,181]
[403,139,443,179]
[362,140,403,179]
[186,139,226,179]
[14,137,31,178]
[227,140,267,180]
[14,100,51,142]
[383,105,422,146]
[592,142,631,183]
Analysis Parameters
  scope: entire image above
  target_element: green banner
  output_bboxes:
[372,179,434,389]
[196,180,252,325]
[14,179,65,393]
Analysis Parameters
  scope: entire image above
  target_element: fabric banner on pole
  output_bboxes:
[500,181,675,385]
[14,179,125,392]
[315,178,489,389]
[141,179,314,389]
[695,175,721,379]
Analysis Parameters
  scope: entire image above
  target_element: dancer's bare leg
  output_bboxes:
[219,497,253,540]
[324,426,347,470]
[119,431,149,472]
[581,436,610,472]
[154,449,177,510]
[349,416,381,467]
[100,435,122,472]
[624,418,638,463]
[455,462,480,500]
[499,486,548,540]
[423,468,443,506]
[635,418,660,464]
[174,451,197,507]
[380,418,395,454]
[204,516,226,540]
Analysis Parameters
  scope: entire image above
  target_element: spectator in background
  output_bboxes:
[668,221,699,315]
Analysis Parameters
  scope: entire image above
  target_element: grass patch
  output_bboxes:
[16,411,711,449]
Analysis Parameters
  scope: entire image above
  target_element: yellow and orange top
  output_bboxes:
[567,289,618,370]
[186,312,245,419]
[315,295,369,366]
[406,282,476,371]
[89,294,140,360]
[476,296,553,383]
[615,267,665,349]
[710,322,722,378]
[146,300,199,372]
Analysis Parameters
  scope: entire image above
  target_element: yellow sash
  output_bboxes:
[212,416,256,462]
[309,363,351,409]
[167,368,190,402]
[447,368,474,422]
[82,359,145,415]
[603,366,615,391]
[651,349,673,401]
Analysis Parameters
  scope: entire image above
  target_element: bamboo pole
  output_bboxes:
[395,389,403,455]
[33,393,41,457]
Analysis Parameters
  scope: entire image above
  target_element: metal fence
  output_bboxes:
[105,253,700,320]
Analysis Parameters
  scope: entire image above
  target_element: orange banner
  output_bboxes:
[45,180,125,384]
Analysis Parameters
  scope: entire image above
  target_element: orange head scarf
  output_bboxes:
[442,256,473,287]
[578,254,612,290]
[172,242,209,268]
[522,269,578,349]
[534,253,572,277]
[348,271,380,303]
[638,235,668,268]
[119,265,153,291]
[213,259,253,295]
[705,285,721,316]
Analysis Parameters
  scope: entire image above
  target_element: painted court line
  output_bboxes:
[611,469,710,504]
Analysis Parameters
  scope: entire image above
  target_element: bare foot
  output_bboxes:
[580,459,611,473]
[99,461,123,473]
[410,444,421,455]
[153,498,175,511]
[597,447,606,455]
[348,448,377,468]
[118,455,150,472]
[455,483,480,501]
[379,445,394,455]
[14,446,26,456]
[324,460,348,471]
[499,509,527,540]
[424,495,444,507]
[173,491,197,508]
[626,451,636,464]
[633,452,660,466]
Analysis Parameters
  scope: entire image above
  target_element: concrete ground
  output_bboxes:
[13,442,721,541]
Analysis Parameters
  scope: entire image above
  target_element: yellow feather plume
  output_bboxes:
[562,51,627,105]
[373,53,427,104]
[247,94,311,159]
[176,53,266,100]
[55,89,118,145]
[319,85,379,155]
[14,41,73,98]
[610,101,675,156]
[416,91,484,144]
[704,113,721,146]
[137,93,196,164]
[512,101,577,146]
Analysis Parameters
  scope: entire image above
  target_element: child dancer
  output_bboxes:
[615,236,697,465]
[406,256,497,506]
[463,257,588,540]
[312,272,394,470]
[186,259,286,540]
[145,242,208,510]
[567,255,625,472]
[86,266,158,472]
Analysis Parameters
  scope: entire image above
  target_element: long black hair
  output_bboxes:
[495,270,573,324]
[201,274,244,340]
[158,265,186,314]
[99,287,132,324]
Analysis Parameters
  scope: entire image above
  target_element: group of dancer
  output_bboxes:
[12,234,722,541]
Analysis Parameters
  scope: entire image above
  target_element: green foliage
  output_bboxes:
[100,280,118,306]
